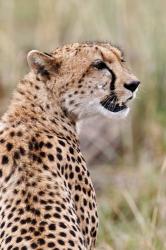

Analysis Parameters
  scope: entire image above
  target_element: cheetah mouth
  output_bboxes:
[100,95,128,113]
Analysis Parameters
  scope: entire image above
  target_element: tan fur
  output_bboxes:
[0,42,139,250]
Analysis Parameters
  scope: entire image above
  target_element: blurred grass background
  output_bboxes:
[0,0,166,249]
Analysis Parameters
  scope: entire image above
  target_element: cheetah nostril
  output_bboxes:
[124,81,140,92]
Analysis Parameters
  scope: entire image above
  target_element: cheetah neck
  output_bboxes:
[2,73,77,140]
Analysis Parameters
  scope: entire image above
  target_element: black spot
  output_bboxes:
[25,236,32,241]
[19,147,25,155]
[2,155,9,164]
[75,166,80,172]
[39,141,44,148]
[77,156,82,163]
[10,131,15,137]
[70,230,76,237]
[21,229,27,234]
[49,224,56,231]
[48,242,55,247]
[37,238,45,245]
[83,199,87,206]
[75,194,79,202]
[45,205,52,211]
[91,228,97,237]
[6,142,13,151]
[35,85,40,91]
[58,239,65,245]
[47,233,55,238]
[31,243,38,249]
[68,240,75,247]
[59,232,66,237]
[45,142,53,148]
[56,147,62,153]
[34,231,40,236]
[78,174,82,181]
[69,100,74,105]
[53,213,61,219]
[17,131,23,137]
[5,236,12,243]
[28,142,33,150]
[69,172,74,179]
[12,226,18,232]
[40,152,46,157]
[58,140,65,147]
[16,237,22,243]
[43,164,49,170]
[44,213,51,219]
[33,208,41,216]
[48,154,54,161]
[21,247,27,250]
[69,147,74,155]
[38,191,45,196]
[71,156,75,163]
[55,206,61,212]
[59,222,67,229]
[57,154,62,161]
[14,151,20,160]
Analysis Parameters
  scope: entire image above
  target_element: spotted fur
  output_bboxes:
[0,42,139,250]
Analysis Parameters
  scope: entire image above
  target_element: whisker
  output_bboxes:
[101,94,117,111]
[104,96,113,107]
[108,96,117,110]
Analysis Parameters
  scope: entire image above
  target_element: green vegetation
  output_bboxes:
[95,162,166,249]
[0,0,165,249]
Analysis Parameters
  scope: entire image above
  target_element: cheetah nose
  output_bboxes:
[124,81,140,92]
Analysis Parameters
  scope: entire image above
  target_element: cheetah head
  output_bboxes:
[27,42,140,121]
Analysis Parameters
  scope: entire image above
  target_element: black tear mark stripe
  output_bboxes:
[100,51,116,91]
[109,68,116,91]
[102,64,116,91]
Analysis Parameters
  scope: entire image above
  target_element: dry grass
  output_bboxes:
[0,0,165,249]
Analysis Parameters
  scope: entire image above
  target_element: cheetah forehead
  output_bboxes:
[51,41,123,61]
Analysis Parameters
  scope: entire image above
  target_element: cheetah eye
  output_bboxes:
[92,60,108,70]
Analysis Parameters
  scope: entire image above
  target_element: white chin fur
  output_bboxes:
[97,104,130,119]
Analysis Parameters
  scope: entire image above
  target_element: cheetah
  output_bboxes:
[0,42,140,250]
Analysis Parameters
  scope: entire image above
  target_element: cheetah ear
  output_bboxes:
[27,50,61,80]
